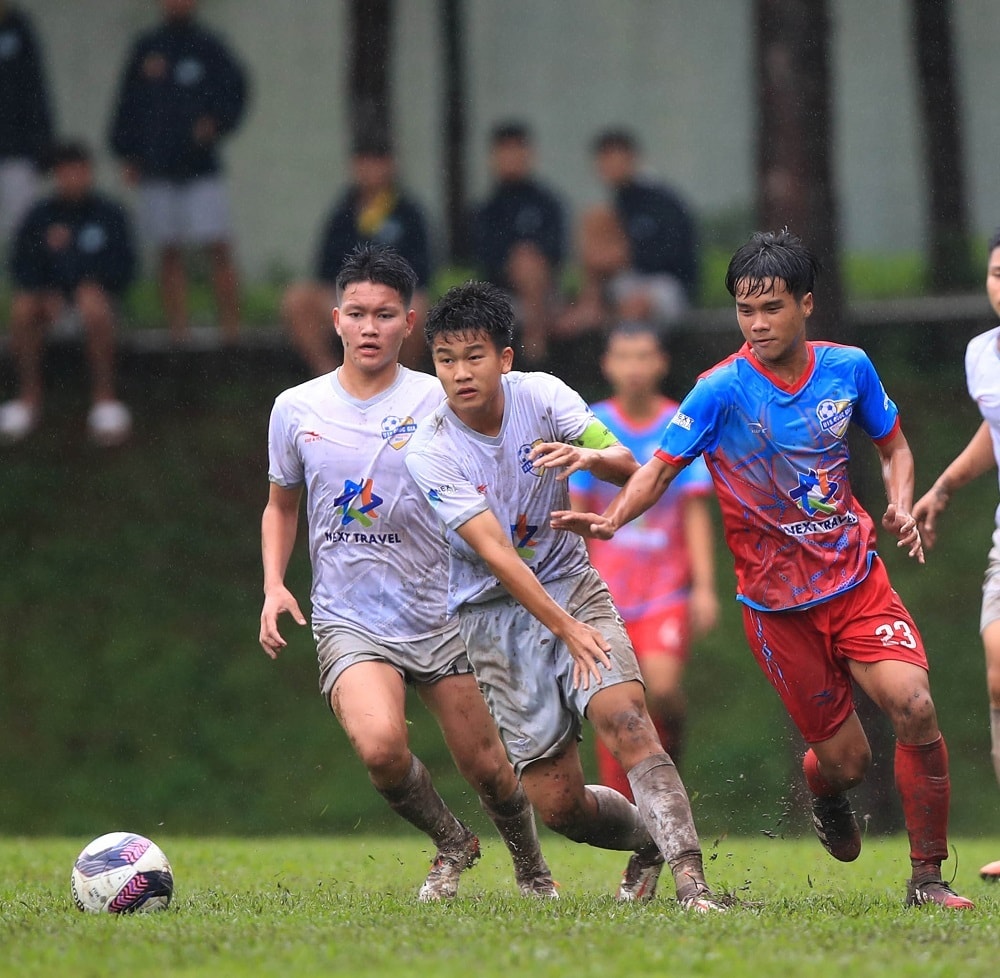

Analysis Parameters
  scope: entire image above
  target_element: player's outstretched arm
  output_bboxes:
[551,455,680,539]
[259,483,307,659]
[874,429,924,563]
[455,509,612,690]
[913,420,995,549]
[528,440,638,486]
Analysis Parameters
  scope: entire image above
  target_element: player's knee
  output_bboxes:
[884,687,938,740]
[453,745,513,801]
[593,704,659,762]
[353,733,409,781]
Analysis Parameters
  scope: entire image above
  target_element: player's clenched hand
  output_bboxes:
[549,509,616,540]
[529,441,594,480]
[912,486,947,550]
[882,503,925,564]
[259,587,307,659]
[561,619,613,691]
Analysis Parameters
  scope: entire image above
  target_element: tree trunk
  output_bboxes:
[910,0,976,291]
[754,0,844,338]
[440,0,468,262]
[348,0,393,146]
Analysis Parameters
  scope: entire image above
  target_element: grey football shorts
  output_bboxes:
[313,619,473,705]
[457,566,643,776]
[981,538,1000,632]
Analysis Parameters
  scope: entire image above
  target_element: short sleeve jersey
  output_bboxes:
[405,371,600,613]
[267,366,450,640]
[965,325,1000,534]
[571,397,712,619]
[656,342,899,612]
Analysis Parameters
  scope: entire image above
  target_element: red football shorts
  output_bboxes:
[625,603,690,663]
[740,558,928,744]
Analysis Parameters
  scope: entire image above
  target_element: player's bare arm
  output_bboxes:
[874,429,924,563]
[551,455,681,540]
[259,482,307,658]
[682,494,720,636]
[529,440,638,485]
[455,509,612,690]
[914,420,996,549]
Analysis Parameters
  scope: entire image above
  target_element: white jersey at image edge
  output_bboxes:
[268,366,451,640]
[404,371,596,614]
[966,324,1000,547]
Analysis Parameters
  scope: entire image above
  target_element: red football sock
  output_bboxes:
[895,735,950,865]
[802,748,840,797]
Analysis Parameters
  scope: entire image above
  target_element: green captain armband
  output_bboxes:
[570,420,619,451]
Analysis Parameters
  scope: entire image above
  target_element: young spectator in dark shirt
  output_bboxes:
[282,137,432,374]
[108,0,248,343]
[0,1,52,247]
[470,121,565,365]
[1,142,136,445]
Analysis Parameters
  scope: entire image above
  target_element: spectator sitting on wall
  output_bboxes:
[0,141,136,446]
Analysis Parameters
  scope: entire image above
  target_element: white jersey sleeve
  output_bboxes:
[965,325,1000,536]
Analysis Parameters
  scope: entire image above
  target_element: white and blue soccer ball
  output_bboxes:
[71,832,174,913]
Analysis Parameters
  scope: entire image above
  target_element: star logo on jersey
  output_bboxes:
[816,398,852,439]
[518,439,544,476]
[334,477,383,527]
[381,414,418,449]
[511,513,539,558]
[788,467,839,517]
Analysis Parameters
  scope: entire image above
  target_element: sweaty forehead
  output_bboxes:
[339,281,404,307]
[735,276,792,301]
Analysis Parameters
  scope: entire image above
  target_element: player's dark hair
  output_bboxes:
[725,229,821,300]
[335,244,416,306]
[988,227,1000,255]
[424,280,514,350]
[591,127,638,155]
[605,319,670,355]
[490,120,532,145]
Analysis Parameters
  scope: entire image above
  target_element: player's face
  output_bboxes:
[601,331,668,400]
[734,277,812,371]
[431,329,513,431]
[333,281,414,375]
[987,246,1000,320]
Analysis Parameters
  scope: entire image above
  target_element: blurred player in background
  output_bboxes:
[406,281,725,910]
[554,229,974,909]
[570,320,718,798]
[913,227,1000,884]
[259,245,554,902]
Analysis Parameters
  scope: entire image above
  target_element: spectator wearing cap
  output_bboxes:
[0,0,53,249]
[281,136,433,374]
[469,121,566,366]
[559,127,698,341]
[1,141,136,445]
[108,0,248,344]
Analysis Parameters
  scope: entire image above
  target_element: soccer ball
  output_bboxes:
[70,832,174,913]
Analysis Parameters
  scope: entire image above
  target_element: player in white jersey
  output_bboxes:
[405,281,724,910]
[914,228,1000,883]
[259,246,554,901]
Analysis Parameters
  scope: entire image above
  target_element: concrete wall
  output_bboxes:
[23,0,1000,279]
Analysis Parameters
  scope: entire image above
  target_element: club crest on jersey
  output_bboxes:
[788,466,839,518]
[518,438,545,476]
[381,414,418,449]
[333,477,383,527]
[816,398,852,439]
[511,513,539,558]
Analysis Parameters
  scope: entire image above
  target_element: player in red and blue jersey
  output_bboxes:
[571,321,718,797]
[554,229,974,909]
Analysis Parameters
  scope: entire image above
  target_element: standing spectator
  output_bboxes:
[109,0,248,343]
[570,321,719,798]
[470,121,565,366]
[0,142,135,446]
[0,0,52,248]
[282,136,432,375]
[559,128,698,341]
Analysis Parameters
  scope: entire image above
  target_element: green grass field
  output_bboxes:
[2,834,998,978]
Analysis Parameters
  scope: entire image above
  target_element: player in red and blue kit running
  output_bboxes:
[553,229,974,909]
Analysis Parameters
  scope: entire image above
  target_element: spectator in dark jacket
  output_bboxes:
[559,128,698,340]
[469,121,565,365]
[282,136,432,375]
[0,1,52,246]
[108,0,248,343]
[1,142,136,445]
